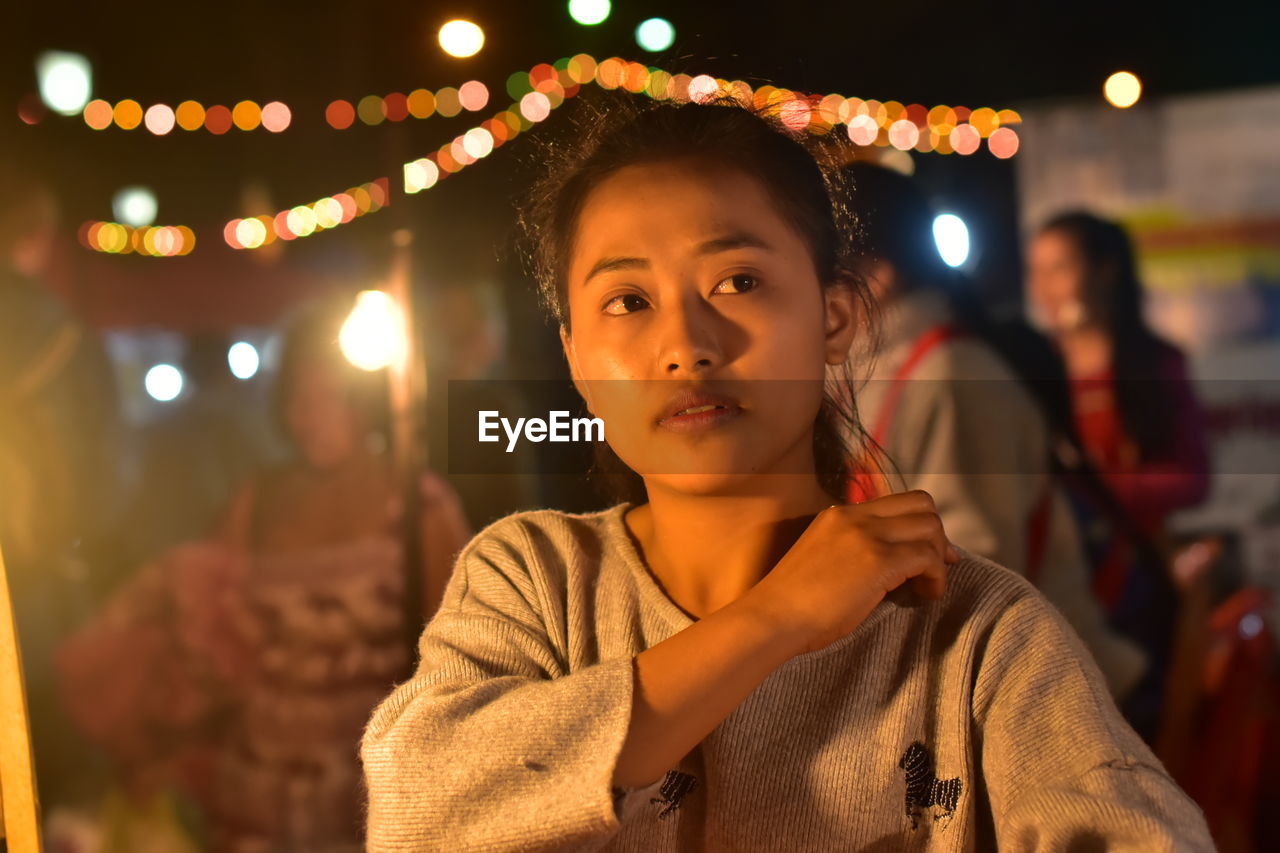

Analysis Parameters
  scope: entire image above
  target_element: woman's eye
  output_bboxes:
[603,293,650,315]
[713,274,760,295]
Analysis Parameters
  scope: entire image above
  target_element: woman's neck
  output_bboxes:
[1056,325,1113,378]
[625,475,833,620]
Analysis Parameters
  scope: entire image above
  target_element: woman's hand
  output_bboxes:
[746,491,959,656]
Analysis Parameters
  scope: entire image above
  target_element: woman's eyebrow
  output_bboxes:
[696,232,774,255]
[584,256,648,284]
[582,232,771,285]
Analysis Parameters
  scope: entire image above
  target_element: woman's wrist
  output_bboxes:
[728,581,815,663]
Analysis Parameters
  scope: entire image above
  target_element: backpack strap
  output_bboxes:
[848,324,962,503]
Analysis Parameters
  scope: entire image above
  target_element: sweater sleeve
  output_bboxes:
[360,521,645,852]
[972,580,1213,851]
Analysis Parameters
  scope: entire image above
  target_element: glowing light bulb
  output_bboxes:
[1104,71,1142,108]
[635,18,675,52]
[568,0,610,25]
[438,20,485,58]
[113,187,157,228]
[143,104,175,135]
[37,51,92,115]
[145,364,184,402]
[932,213,970,268]
[340,290,406,371]
[227,342,260,380]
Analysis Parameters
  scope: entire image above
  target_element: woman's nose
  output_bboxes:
[658,298,722,376]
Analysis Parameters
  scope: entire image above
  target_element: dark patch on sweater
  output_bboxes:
[898,742,962,829]
[650,770,698,819]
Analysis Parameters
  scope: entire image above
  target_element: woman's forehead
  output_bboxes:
[569,161,803,272]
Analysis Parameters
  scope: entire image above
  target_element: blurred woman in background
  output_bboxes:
[58,298,471,852]
[1024,211,1212,738]
[1026,211,1210,553]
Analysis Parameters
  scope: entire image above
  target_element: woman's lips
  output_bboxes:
[660,404,742,432]
[655,391,747,432]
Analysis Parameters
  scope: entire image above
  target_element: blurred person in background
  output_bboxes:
[841,162,1146,700]
[1024,211,1212,739]
[0,170,126,814]
[57,297,471,852]
[1026,211,1211,568]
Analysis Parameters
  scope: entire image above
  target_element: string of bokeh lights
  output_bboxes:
[223,179,389,250]
[69,56,1020,153]
[80,54,1023,255]
[79,222,196,256]
[77,80,495,135]
[247,56,1024,251]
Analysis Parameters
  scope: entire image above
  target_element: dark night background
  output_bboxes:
[4,1,1277,326]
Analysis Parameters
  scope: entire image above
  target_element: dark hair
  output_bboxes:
[1038,211,1180,457]
[271,296,389,447]
[841,160,997,337]
[519,93,876,503]
[841,162,951,291]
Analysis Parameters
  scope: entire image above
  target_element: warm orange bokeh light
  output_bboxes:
[326,100,355,129]
[204,105,233,134]
[113,99,143,130]
[83,99,113,130]
[232,101,262,131]
[175,100,206,131]
[407,89,435,118]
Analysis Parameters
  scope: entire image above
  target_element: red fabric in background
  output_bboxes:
[1068,349,1210,536]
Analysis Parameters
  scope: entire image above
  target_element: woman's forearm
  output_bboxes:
[613,495,952,789]
[613,593,805,788]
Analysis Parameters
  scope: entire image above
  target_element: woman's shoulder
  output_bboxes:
[931,549,1118,700]
[932,548,1060,635]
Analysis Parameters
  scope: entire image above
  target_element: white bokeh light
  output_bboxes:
[932,213,970,268]
[144,364,184,402]
[438,20,485,58]
[37,51,92,115]
[339,290,406,371]
[113,186,158,228]
[227,341,260,380]
[635,18,675,52]
[568,0,611,26]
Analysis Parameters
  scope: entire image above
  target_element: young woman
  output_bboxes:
[362,98,1211,850]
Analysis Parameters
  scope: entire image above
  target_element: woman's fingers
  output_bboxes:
[853,490,961,565]
[871,511,951,562]
[862,489,937,518]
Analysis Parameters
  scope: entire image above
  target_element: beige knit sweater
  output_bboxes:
[361,505,1213,851]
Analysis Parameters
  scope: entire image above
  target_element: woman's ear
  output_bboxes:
[822,279,860,365]
[560,325,594,412]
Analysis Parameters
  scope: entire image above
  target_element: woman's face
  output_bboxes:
[1026,228,1092,333]
[284,364,362,469]
[561,160,856,497]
